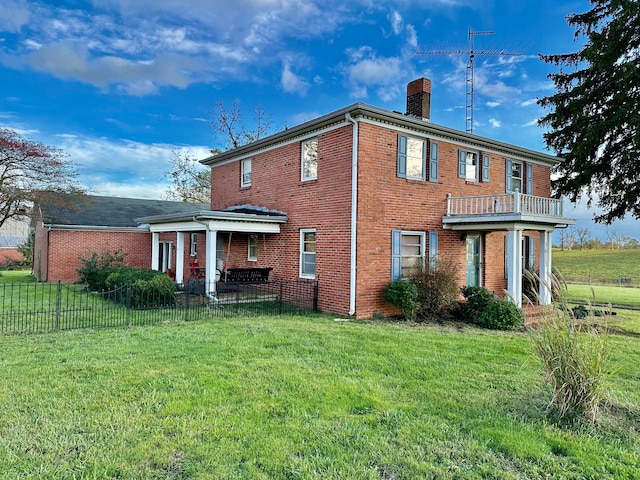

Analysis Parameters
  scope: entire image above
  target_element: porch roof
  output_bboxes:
[136,204,288,234]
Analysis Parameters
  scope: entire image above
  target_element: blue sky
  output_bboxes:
[1,0,637,240]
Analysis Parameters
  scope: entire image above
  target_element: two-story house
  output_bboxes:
[140,78,575,319]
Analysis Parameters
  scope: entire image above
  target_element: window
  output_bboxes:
[190,233,197,256]
[506,159,522,193]
[397,135,426,180]
[458,149,478,181]
[158,241,173,273]
[391,230,426,280]
[248,234,258,261]
[302,138,318,181]
[241,158,251,187]
[300,229,316,278]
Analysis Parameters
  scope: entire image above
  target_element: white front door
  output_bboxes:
[465,234,482,287]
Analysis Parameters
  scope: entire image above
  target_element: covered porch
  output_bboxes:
[443,192,576,307]
[136,206,288,299]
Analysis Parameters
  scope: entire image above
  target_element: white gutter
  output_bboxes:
[345,112,358,316]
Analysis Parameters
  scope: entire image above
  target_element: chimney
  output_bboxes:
[406,78,431,122]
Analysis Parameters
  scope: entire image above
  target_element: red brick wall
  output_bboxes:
[209,120,553,318]
[40,228,152,283]
[211,126,353,314]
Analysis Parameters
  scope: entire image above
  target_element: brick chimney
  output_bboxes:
[406,78,431,121]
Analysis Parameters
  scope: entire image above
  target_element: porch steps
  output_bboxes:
[522,304,556,327]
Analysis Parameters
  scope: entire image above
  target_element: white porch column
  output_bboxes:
[205,228,218,296]
[539,230,553,305]
[151,232,160,271]
[175,232,185,284]
[506,229,523,307]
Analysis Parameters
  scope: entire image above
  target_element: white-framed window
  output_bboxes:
[391,230,426,280]
[300,229,316,278]
[458,149,479,181]
[506,159,523,193]
[241,158,252,187]
[397,135,426,180]
[190,233,198,256]
[301,138,318,181]
[248,234,258,261]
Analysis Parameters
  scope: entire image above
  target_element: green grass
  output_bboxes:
[1,315,639,479]
[553,249,640,285]
[0,269,35,283]
[564,284,640,308]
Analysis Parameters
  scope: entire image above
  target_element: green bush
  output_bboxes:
[476,300,524,330]
[383,280,419,320]
[458,286,495,321]
[106,267,176,309]
[77,249,127,291]
[530,312,611,423]
[409,258,460,322]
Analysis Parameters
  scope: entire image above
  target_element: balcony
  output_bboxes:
[443,192,575,230]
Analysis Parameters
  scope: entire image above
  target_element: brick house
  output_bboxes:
[141,78,575,319]
[31,195,208,282]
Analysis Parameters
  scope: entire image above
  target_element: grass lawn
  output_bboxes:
[1,314,639,479]
[564,283,640,309]
[553,249,640,285]
[0,269,35,283]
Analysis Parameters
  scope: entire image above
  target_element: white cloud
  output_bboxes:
[520,98,537,107]
[389,10,403,35]
[523,118,539,127]
[343,46,409,101]
[0,0,29,33]
[486,100,501,108]
[281,61,310,96]
[489,118,501,128]
[54,134,211,197]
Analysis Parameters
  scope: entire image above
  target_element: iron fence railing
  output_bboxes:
[0,278,318,335]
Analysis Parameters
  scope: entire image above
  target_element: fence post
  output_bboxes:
[279,279,284,315]
[126,282,132,327]
[313,281,319,312]
[184,284,190,322]
[56,281,62,330]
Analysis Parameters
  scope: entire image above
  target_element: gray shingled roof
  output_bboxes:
[39,195,208,229]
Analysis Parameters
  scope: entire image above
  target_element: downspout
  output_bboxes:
[345,112,358,316]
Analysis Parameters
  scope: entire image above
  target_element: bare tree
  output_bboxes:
[210,101,273,153]
[0,128,83,227]
[574,228,591,250]
[164,151,211,204]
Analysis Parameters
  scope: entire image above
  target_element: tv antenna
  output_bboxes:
[417,28,523,134]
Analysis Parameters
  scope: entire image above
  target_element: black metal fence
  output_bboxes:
[0,278,318,335]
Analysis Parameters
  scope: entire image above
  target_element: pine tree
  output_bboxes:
[538,0,640,224]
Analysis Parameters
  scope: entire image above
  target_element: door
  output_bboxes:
[465,234,481,286]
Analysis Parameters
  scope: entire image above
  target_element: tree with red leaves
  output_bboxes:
[0,128,84,228]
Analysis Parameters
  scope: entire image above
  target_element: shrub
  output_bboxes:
[77,249,127,291]
[530,312,611,423]
[409,258,460,322]
[458,286,495,321]
[383,280,419,320]
[106,267,175,308]
[476,300,524,330]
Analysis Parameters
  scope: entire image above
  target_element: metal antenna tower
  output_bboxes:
[417,28,522,134]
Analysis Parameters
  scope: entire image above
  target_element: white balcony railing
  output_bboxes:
[446,192,564,218]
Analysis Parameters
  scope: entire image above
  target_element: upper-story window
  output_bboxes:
[505,159,532,193]
[397,135,426,180]
[302,138,318,181]
[458,150,478,181]
[241,158,252,187]
[248,234,258,261]
[507,160,522,192]
[458,150,490,183]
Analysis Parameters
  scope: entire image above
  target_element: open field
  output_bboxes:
[564,284,640,309]
[1,314,639,479]
[553,249,640,286]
